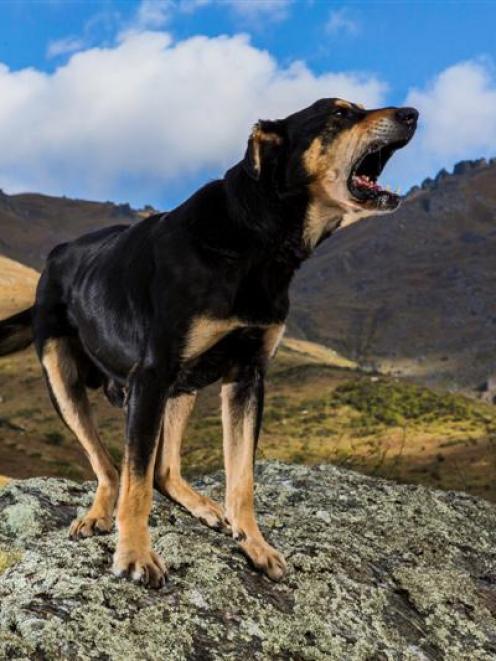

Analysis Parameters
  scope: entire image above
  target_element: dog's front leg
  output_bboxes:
[112,364,173,588]
[222,363,287,581]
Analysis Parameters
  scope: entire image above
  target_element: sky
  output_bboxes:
[0,0,495,210]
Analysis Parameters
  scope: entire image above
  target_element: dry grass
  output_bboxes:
[0,256,38,318]
[1,343,495,501]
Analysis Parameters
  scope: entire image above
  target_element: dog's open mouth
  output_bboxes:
[347,139,408,210]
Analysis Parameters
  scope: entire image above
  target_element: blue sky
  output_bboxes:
[0,1,495,209]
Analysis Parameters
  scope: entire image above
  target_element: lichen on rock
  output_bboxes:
[0,462,495,659]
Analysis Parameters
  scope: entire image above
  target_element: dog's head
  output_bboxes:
[243,98,418,221]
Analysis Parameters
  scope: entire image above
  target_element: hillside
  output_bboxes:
[1,159,495,394]
[1,255,495,501]
[290,158,496,393]
[0,189,150,269]
[1,464,496,658]
[2,340,496,500]
[0,255,39,318]
[1,224,496,501]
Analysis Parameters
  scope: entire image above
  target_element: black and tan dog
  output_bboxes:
[0,98,417,587]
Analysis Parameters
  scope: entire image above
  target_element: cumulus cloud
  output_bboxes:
[0,31,386,205]
[325,8,360,36]
[387,59,496,188]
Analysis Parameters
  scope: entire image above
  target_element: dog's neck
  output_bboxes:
[302,199,344,250]
[224,163,349,265]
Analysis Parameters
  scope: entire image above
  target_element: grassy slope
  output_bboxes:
[0,255,39,318]
[1,342,496,501]
[0,255,495,500]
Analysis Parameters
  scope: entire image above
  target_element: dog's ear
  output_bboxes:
[242,120,286,181]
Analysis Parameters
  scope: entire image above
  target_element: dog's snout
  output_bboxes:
[395,107,419,127]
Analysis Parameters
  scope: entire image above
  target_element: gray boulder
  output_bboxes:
[1,462,495,659]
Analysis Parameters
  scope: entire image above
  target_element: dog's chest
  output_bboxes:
[182,316,282,362]
[172,319,285,395]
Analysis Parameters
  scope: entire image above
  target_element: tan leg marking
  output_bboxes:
[222,326,288,581]
[155,393,226,530]
[113,445,167,588]
[263,323,286,360]
[42,339,118,539]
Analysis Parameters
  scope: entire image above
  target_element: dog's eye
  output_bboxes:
[332,108,348,119]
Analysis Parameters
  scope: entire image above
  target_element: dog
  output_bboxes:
[0,98,418,587]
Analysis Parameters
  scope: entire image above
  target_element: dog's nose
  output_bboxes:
[395,107,419,127]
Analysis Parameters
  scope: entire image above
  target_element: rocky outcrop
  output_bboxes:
[1,462,496,659]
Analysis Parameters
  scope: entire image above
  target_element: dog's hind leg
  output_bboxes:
[41,338,119,539]
[154,393,226,531]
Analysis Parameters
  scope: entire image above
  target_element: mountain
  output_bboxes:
[0,189,153,269]
[1,158,495,392]
[290,158,496,392]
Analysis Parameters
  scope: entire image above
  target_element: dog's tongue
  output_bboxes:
[352,174,381,191]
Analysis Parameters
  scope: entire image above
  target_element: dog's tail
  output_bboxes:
[0,307,34,357]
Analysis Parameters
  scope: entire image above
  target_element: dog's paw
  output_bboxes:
[157,477,229,533]
[195,498,229,532]
[112,547,167,589]
[238,537,287,582]
[69,515,113,540]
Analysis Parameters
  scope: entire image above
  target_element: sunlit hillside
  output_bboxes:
[1,342,496,500]
[1,252,495,502]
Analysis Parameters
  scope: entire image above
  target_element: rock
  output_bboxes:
[420,176,434,190]
[434,168,449,183]
[478,376,496,404]
[0,462,495,659]
[453,159,488,176]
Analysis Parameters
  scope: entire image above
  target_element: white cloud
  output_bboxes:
[325,8,359,36]
[0,31,386,205]
[46,10,123,59]
[391,59,496,187]
[47,36,87,59]
[136,0,174,29]
[48,1,293,64]
[225,0,292,21]
[135,0,293,24]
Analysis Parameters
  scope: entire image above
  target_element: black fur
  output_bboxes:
[0,307,33,356]
[0,98,417,478]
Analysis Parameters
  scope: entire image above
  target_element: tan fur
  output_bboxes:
[221,327,287,581]
[263,323,286,359]
[155,393,225,528]
[250,124,283,177]
[335,99,353,109]
[301,108,400,246]
[183,316,284,361]
[113,445,166,585]
[183,316,241,361]
[42,339,118,537]
[303,197,344,249]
